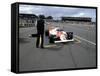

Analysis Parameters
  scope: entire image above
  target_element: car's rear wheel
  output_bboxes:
[45,30,49,36]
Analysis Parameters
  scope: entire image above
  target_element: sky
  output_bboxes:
[19,4,96,22]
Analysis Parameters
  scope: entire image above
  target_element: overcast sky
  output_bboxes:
[19,4,96,22]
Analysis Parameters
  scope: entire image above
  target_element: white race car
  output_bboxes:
[45,26,74,43]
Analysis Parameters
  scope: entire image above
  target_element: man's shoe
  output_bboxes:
[41,46,44,49]
[36,46,39,48]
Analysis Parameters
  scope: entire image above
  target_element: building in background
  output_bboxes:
[19,14,38,27]
[62,17,91,22]
[61,17,92,24]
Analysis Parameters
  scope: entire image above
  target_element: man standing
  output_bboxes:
[36,15,45,48]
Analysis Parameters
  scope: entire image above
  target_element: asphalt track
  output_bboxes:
[19,22,96,71]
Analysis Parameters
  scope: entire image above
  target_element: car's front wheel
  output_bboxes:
[49,36,54,43]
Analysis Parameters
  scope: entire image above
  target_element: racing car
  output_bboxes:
[45,26,74,43]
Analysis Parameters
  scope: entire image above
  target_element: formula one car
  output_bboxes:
[45,26,74,43]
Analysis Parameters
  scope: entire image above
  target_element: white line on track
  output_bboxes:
[74,35,96,45]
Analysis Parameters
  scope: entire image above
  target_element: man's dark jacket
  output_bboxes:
[37,19,45,34]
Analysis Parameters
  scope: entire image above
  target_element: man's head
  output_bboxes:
[38,15,45,20]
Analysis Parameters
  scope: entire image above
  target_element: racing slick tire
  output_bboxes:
[45,30,49,36]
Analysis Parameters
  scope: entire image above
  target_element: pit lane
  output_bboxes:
[19,22,96,71]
